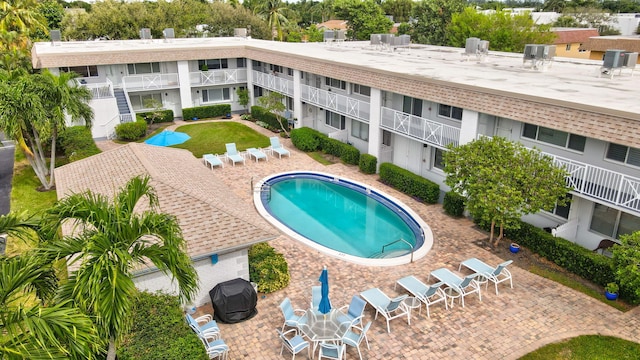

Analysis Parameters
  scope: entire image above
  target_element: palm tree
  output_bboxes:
[40,175,199,360]
[261,0,289,41]
[0,212,100,359]
[312,0,334,23]
[0,0,47,34]
[0,69,93,190]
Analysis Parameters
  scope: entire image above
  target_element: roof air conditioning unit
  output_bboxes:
[50,29,61,43]
[399,34,410,46]
[370,34,381,45]
[478,40,489,55]
[163,28,174,41]
[380,34,392,44]
[323,30,335,43]
[140,28,152,40]
[335,30,346,41]
[623,52,638,69]
[234,28,247,38]
[604,49,626,69]
[523,44,555,71]
[465,37,480,55]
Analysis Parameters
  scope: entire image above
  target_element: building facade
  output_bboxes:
[32,35,640,253]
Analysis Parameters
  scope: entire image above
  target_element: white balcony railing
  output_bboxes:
[122,73,179,91]
[380,107,460,148]
[252,71,294,97]
[80,80,114,99]
[190,69,247,86]
[551,155,640,213]
[300,84,370,122]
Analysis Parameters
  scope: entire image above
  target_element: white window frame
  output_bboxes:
[351,84,371,96]
[202,88,230,103]
[605,143,640,167]
[325,77,346,90]
[129,93,162,111]
[590,203,640,239]
[325,111,345,130]
[521,123,586,152]
[438,104,463,120]
[433,147,445,170]
[351,119,369,141]
[60,65,99,78]
[127,62,160,75]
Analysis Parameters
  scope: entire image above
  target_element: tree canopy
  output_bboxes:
[409,0,466,45]
[444,136,571,245]
[334,0,392,40]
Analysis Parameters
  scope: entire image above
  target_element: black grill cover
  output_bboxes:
[209,278,257,324]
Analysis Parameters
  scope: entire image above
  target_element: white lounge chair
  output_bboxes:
[247,147,268,162]
[224,143,245,166]
[458,258,513,295]
[395,276,448,318]
[269,136,291,158]
[428,268,482,308]
[203,154,224,169]
[359,288,409,333]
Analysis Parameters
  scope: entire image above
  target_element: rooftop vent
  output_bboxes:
[523,44,555,71]
[463,37,489,61]
[163,28,174,42]
[234,28,247,38]
[335,30,346,42]
[50,29,61,45]
[140,28,152,40]
[323,30,335,43]
[600,49,638,78]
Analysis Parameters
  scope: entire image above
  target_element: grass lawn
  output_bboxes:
[520,335,640,359]
[172,121,270,158]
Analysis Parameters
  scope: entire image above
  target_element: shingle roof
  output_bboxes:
[552,28,600,44]
[317,20,348,30]
[581,35,640,52]
[55,143,277,258]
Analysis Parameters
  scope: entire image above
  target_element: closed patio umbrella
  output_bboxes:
[318,266,332,315]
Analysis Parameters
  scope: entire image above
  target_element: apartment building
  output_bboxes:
[31,35,640,253]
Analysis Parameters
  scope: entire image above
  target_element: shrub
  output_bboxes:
[248,242,290,293]
[359,154,377,174]
[183,104,231,120]
[339,143,360,165]
[240,114,253,121]
[290,127,321,152]
[379,162,440,204]
[58,126,101,161]
[115,120,147,141]
[118,291,207,360]
[250,105,288,131]
[443,191,465,217]
[137,109,174,123]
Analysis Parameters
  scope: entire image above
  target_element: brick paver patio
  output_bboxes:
[99,119,640,359]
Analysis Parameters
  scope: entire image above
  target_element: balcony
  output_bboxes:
[300,84,370,122]
[380,107,460,148]
[122,73,179,91]
[79,80,114,99]
[190,69,247,86]
[551,155,640,214]
[252,70,294,97]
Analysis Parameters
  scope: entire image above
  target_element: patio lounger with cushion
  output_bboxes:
[429,268,481,308]
[458,258,513,295]
[247,147,268,162]
[269,136,291,158]
[359,288,409,333]
[395,276,448,318]
[203,154,224,169]
[224,143,245,166]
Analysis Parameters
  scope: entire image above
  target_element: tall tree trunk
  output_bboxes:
[493,223,504,247]
[47,128,57,189]
[107,337,117,360]
[489,220,495,244]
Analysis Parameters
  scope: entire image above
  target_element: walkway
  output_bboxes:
[97,119,640,359]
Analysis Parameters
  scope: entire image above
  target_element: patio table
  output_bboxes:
[299,309,349,358]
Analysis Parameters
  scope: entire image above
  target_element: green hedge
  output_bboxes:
[183,104,231,120]
[58,126,101,162]
[290,127,321,152]
[118,291,207,360]
[248,242,290,294]
[137,109,174,123]
[359,154,377,174]
[379,162,439,204]
[250,106,289,132]
[115,120,147,140]
[443,191,465,217]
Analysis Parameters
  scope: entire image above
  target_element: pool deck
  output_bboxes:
[100,119,640,359]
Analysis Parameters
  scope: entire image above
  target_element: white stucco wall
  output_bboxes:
[134,248,250,307]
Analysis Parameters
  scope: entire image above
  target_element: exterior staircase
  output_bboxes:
[114,89,133,123]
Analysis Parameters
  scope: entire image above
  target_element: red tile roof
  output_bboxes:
[552,28,600,44]
[317,20,348,31]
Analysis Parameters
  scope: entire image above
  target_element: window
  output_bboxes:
[351,84,371,96]
[287,68,293,76]
[433,148,445,170]
[566,44,571,51]
[438,104,463,120]
[198,59,228,70]
[269,64,283,74]
[129,93,162,110]
[127,62,160,74]
[522,123,586,151]
[590,203,640,239]
[236,58,246,68]
[578,44,587,53]
[252,60,262,67]
[606,143,640,167]
[60,65,98,77]
[547,194,572,219]
[403,96,422,116]
[253,85,263,97]
[351,120,369,141]
[325,77,346,90]
[286,96,294,111]
[202,88,230,103]
[382,130,391,146]
[325,111,345,129]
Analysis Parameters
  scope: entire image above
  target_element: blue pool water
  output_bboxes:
[259,173,424,259]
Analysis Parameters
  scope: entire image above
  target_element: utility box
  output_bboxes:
[465,38,480,55]
[234,28,247,38]
[603,49,626,69]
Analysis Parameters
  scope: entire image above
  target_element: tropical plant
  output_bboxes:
[0,0,47,34]
[236,87,250,110]
[257,91,289,136]
[410,0,466,45]
[39,176,198,360]
[612,231,640,300]
[260,0,289,41]
[334,0,393,40]
[0,212,100,359]
[0,69,93,190]
[444,136,571,246]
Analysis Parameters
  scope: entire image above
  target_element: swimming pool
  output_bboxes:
[253,171,433,266]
